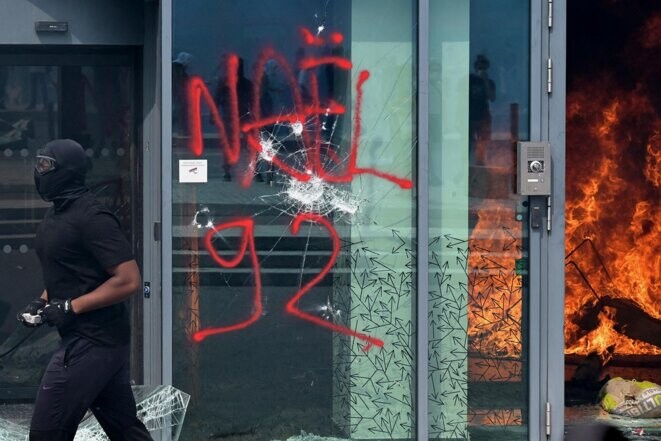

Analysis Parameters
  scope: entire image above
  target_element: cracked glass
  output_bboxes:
[171,1,417,440]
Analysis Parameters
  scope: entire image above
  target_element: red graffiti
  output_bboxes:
[187,53,241,160]
[196,214,384,351]
[299,27,325,47]
[186,29,413,189]
[187,28,412,350]
[329,32,344,45]
[193,218,262,342]
[285,214,384,352]
[298,56,352,70]
[299,27,344,47]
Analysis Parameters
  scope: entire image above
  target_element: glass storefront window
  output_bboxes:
[428,0,530,440]
[171,2,417,439]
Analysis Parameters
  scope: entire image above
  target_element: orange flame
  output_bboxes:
[566,73,660,356]
[468,141,523,359]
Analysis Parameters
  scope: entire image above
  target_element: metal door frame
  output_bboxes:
[160,0,174,389]
[529,0,545,438]
[142,0,164,388]
[532,0,567,439]
[546,0,567,439]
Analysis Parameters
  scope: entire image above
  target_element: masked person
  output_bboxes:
[19,139,152,440]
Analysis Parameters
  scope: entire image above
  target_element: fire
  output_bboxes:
[579,308,618,355]
[566,73,660,356]
[468,199,523,358]
[645,134,661,187]
[468,11,661,360]
[468,143,523,359]
[569,307,659,356]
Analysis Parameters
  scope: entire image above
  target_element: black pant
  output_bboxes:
[30,337,153,441]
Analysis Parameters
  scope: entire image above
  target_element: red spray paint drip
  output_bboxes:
[299,27,344,47]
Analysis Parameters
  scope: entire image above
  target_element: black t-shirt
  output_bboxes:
[35,192,134,346]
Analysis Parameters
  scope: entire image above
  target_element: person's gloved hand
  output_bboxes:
[17,297,46,327]
[42,298,76,327]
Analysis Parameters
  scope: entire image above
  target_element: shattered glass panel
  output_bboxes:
[172,0,416,439]
[0,385,190,441]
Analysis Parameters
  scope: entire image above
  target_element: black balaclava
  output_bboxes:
[34,139,90,210]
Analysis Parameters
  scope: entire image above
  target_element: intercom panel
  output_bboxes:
[517,142,551,196]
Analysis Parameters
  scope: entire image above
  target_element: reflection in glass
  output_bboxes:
[0,59,140,401]
[172,1,417,439]
[429,0,530,439]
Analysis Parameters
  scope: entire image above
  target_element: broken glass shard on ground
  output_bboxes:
[0,385,190,441]
[271,431,350,441]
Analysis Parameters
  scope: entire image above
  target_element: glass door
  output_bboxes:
[0,48,142,401]
[170,1,417,439]
[165,0,537,439]
[428,1,532,440]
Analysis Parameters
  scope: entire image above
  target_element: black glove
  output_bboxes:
[42,298,76,328]
[17,297,47,327]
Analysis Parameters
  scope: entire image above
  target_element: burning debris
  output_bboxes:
[564,3,661,413]
[566,67,660,356]
[467,199,523,359]
[565,238,661,356]
[568,295,661,351]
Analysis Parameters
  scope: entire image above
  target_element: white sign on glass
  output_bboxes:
[179,159,208,183]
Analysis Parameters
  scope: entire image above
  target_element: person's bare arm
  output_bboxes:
[40,290,48,301]
[70,260,141,314]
